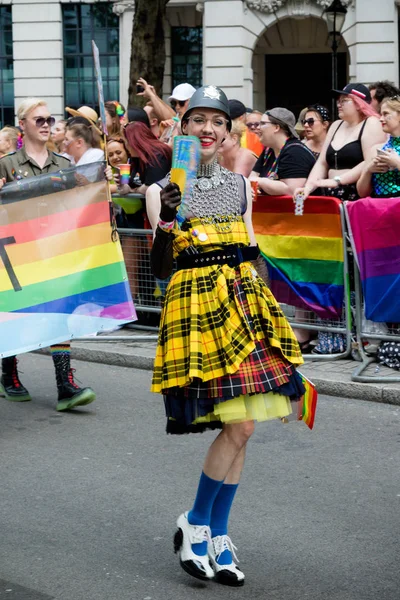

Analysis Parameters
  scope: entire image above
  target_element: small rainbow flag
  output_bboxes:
[298,372,318,430]
[345,197,400,322]
[253,195,345,319]
[0,162,136,358]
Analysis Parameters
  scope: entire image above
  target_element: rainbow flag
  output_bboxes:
[345,197,400,322]
[253,195,345,319]
[0,162,136,358]
[298,372,318,430]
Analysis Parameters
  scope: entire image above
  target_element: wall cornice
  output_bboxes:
[245,0,353,13]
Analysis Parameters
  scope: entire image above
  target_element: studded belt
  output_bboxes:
[176,245,260,270]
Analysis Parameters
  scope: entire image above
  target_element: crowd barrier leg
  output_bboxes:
[351,259,400,383]
[118,227,163,332]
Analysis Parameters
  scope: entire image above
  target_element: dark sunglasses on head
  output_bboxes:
[33,116,55,128]
[301,118,321,126]
[170,100,186,109]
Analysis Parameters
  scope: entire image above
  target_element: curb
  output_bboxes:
[37,345,155,372]
[302,373,400,407]
[36,347,400,407]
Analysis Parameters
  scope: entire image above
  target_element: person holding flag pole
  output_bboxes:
[0,97,97,410]
[0,44,113,410]
[146,85,308,586]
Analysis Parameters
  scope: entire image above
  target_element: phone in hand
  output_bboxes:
[136,84,145,94]
[376,148,386,156]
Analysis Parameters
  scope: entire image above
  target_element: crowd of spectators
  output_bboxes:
[1,77,400,358]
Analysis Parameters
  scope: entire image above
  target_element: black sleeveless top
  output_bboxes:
[326,119,368,170]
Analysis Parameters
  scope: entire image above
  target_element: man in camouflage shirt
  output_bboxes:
[0,98,96,411]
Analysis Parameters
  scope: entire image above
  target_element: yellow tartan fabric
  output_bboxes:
[151,218,303,393]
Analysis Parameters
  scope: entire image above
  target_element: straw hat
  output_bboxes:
[65,105,103,135]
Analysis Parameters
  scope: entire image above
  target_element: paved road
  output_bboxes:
[0,354,399,600]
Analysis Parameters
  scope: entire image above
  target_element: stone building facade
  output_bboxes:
[0,0,399,124]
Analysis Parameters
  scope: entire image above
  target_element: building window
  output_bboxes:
[0,6,14,128]
[171,27,202,89]
[62,3,119,111]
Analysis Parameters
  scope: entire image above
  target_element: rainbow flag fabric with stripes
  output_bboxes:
[345,197,400,322]
[253,195,345,319]
[299,373,318,430]
[0,162,136,358]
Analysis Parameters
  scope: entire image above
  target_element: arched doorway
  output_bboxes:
[252,16,348,115]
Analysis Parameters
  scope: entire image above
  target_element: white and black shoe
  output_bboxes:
[174,512,215,581]
[209,535,245,586]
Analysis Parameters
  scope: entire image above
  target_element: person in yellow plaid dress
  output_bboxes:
[146,86,304,587]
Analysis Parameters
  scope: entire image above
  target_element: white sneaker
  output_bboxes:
[209,535,245,586]
[174,512,214,581]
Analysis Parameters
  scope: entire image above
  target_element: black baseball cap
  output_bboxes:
[127,106,150,127]
[332,83,372,104]
[228,99,246,120]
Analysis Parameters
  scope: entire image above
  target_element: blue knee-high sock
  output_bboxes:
[188,472,224,556]
[210,483,239,565]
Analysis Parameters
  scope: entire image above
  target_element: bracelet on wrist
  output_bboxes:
[158,219,175,231]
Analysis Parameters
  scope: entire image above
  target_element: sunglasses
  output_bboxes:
[170,100,186,109]
[25,116,55,128]
[247,122,260,129]
[301,118,321,126]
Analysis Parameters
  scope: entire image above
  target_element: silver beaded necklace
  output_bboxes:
[186,160,242,232]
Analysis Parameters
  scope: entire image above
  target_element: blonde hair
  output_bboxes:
[230,119,246,142]
[380,97,400,113]
[17,98,48,121]
[0,126,20,149]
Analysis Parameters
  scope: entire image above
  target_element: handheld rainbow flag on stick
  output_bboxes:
[170,135,200,224]
[92,41,108,136]
[298,372,318,430]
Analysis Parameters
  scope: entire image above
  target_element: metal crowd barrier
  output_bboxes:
[351,265,400,382]
[118,227,163,315]
[79,194,399,381]
[116,199,353,360]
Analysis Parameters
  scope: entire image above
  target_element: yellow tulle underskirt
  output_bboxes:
[192,392,292,426]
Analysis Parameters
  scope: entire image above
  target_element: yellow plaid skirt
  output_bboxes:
[151,259,303,393]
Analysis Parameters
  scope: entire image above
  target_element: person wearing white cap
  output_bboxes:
[168,83,196,119]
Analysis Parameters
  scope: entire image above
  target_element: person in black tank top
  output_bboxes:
[293,83,386,203]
